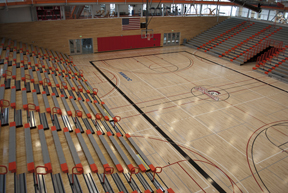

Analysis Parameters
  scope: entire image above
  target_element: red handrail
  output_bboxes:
[102,167,114,184]
[3,70,12,81]
[77,85,83,93]
[0,99,10,115]
[92,88,98,95]
[52,107,61,119]
[43,78,50,87]
[71,166,83,185]
[75,110,82,122]
[79,69,83,77]
[23,74,31,84]
[129,167,140,182]
[61,81,67,90]
[0,165,8,175]
[34,166,48,188]
[95,113,103,120]
[27,103,36,118]
[113,116,121,123]
[152,167,162,182]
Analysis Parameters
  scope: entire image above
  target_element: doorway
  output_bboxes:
[163,32,180,46]
[69,38,93,55]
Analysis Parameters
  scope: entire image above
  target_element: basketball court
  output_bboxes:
[68,45,288,192]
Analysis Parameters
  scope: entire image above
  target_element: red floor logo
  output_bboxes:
[191,85,230,101]
[195,86,219,101]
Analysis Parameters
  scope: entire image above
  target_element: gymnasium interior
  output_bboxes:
[0,0,288,192]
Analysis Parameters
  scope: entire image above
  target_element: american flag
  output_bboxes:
[122,18,140,30]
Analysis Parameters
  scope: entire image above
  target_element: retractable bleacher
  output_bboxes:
[0,37,174,193]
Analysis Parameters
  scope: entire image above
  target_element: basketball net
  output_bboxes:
[147,33,150,41]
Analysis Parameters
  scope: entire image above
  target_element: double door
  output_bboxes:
[69,38,93,55]
[163,32,180,46]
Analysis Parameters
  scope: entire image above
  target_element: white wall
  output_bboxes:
[0,7,32,23]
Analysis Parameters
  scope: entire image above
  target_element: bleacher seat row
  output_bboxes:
[0,37,175,193]
[185,17,288,66]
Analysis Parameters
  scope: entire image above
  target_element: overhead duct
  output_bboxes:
[229,0,262,13]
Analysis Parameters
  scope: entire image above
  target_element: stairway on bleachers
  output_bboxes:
[185,17,288,66]
[0,37,175,193]
[252,45,288,83]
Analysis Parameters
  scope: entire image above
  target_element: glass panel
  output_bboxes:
[268,10,277,21]
[163,33,167,45]
[110,4,115,15]
[219,6,231,16]
[69,40,75,54]
[82,38,93,54]
[167,33,171,44]
[176,33,180,44]
[128,5,133,16]
[239,8,248,17]
[172,33,175,43]
[260,9,269,20]
[80,5,92,19]
[75,39,81,54]
[231,6,238,17]
[189,4,200,15]
[201,5,217,16]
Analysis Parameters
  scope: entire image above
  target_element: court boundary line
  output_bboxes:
[91,50,288,94]
[89,61,227,193]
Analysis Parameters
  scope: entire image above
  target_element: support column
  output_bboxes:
[117,4,120,17]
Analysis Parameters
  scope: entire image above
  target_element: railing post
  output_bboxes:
[152,167,163,182]
[34,166,48,188]
[102,167,114,184]
[71,166,83,185]
[27,103,36,118]
[0,165,8,175]
[129,167,139,183]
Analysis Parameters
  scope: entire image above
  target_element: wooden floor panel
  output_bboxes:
[1,45,288,192]
[72,46,288,193]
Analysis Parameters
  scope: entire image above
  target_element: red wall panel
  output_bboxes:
[97,34,161,52]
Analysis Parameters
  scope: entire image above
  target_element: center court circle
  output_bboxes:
[191,85,230,101]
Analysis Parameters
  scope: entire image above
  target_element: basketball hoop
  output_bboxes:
[141,29,154,39]
[147,33,151,41]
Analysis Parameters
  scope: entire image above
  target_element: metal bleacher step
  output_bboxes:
[126,134,156,172]
[62,115,73,132]
[86,130,109,169]
[73,117,84,133]
[14,173,27,193]
[24,123,35,173]
[97,173,114,193]
[38,125,52,174]
[116,132,146,172]
[8,122,17,173]
[97,131,123,173]
[75,128,98,173]
[146,172,166,192]
[51,173,66,193]
[51,125,68,173]
[0,173,6,193]
[14,109,22,128]
[39,112,49,130]
[27,109,36,128]
[42,91,51,113]
[135,173,153,193]
[82,118,95,134]
[111,173,129,193]
[83,173,100,193]
[63,127,83,170]
[123,173,142,193]
[107,132,135,172]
